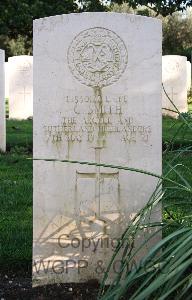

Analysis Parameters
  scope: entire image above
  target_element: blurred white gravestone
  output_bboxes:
[5,62,9,99]
[187,61,191,92]
[162,55,188,117]
[8,55,33,119]
[33,13,162,286]
[0,50,5,152]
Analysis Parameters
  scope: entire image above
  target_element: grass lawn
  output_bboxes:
[0,153,32,266]
[0,119,32,269]
[0,116,191,269]
[6,119,32,151]
[163,116,192,148]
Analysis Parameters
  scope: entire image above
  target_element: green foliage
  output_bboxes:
[110,2,157,16]
[98,102,192,299]
[0,1,191,58]
[188,92,192,105]
[5,98,9,118]
[163,116,192,148]
[110,0,192,16]
[110,2,135,13]
[0,0,78,58]
[178,111,192,121]
[78,0,107,11]
[8,35,30,56]
[162,10,192,60]
[111,3,192,58]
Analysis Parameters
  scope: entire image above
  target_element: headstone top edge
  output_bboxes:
[8,55,33,59]
[163,55,187,60]
[33,12,162,25]
[8,56,33,64]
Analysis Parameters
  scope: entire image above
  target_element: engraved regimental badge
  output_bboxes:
[165,61,180,74]
[68,27,128,88]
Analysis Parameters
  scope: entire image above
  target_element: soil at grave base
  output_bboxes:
[0,270,100,300]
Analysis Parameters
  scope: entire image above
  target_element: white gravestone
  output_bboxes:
[5,62,9,99]
[0,50,5,152]
[8,55,33,119]
[33,13,162,286]
[187,61,191,92]
[162,55,188,117]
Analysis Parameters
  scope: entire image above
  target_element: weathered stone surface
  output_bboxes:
[187,61,191,92]
[8,55,33,119]
[0,50,5,152]
[162,55,188,117]
[33,13,162,286]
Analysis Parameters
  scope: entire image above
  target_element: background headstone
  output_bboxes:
[8,55,33,119]
[5,62,9,99]
[0,50,5,152]
[33,13,162,286]
[162,55,188,117]
[187,61,191,92]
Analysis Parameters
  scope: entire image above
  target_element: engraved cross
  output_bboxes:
[165,87,177,102]
[76,146,119,217]
[19,86,31,104]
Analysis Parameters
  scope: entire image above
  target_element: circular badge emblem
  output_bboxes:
[165,61,180,74]
[68,27,128,88]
